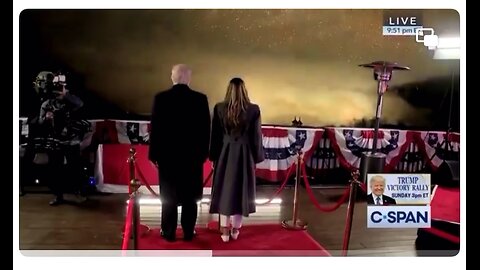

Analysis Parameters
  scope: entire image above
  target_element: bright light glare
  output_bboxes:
[437,37,461,49]
[433,48,460,60]
[126,197,282,205]
[255,198,282,204]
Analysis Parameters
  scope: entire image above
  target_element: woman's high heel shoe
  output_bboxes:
[221,227,230,242]
[231,228,240,240]
[221,234,230,242]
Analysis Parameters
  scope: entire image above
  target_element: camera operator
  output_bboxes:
[37,74,85,206]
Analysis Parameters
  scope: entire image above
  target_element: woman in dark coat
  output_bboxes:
[209,77,265,242]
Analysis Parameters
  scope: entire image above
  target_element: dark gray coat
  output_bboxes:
[209,102,265,216]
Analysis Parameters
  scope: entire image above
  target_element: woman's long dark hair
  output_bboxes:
[224,78,250,130]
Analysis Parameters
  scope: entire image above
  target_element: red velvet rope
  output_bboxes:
[422,227,460,244]
[203,170,213,187]
[121,197,134,250]
[359,182,368,194]
[256,164,296,205]
[134,162,213,197]
[301,162,350,212]
[135,165,160,197]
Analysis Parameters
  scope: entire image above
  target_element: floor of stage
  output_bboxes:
[18,186,418,256]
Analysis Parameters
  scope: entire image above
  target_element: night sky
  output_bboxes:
[19,9,460,127]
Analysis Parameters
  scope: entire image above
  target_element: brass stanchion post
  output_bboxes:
[282,150,307,230]
[342,170,361,256]
[128,147,140,250]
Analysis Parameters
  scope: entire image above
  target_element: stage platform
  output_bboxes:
[20,187,419,256]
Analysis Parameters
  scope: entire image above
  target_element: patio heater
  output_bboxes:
[358,61,410,183]
[341,61,409,256]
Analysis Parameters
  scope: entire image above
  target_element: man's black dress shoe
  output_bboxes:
[160,231,176,242]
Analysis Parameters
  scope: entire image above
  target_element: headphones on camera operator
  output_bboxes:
[33,71,68,103]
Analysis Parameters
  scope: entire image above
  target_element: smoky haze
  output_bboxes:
[20,9,459,127]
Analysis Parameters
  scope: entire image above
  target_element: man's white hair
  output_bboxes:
[171,64,192,85]
[370,175,386,186]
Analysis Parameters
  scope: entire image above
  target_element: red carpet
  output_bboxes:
[431,186,460,223]
[137,223,331,256]
[416,186,460,247]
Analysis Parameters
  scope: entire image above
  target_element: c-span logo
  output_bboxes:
[367,206,431,228]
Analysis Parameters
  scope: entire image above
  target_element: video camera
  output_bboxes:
[33,71,67,102]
